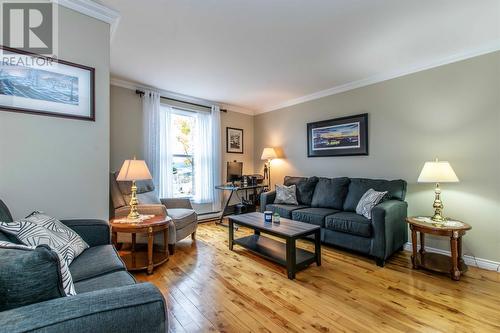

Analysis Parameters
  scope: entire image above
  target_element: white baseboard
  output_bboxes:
[403,243,500,272]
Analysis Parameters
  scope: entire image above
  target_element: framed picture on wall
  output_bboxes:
[0,45,95,121]
[226,127,244,154]
[307,113,368,157]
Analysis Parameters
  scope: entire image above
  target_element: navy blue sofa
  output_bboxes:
[0,199,167,333]
[261,176,408,266]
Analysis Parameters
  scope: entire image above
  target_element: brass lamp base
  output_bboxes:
[127,180,141,220]
[431,183,445,224]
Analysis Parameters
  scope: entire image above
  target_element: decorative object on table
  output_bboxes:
[226,127,244,153]
[261,147,278,188]
[264,211,273,223]
[307,113,368,157]
[406,216,471,281]
[417,158,459,223]
[110,215,171,275]
[272,212,280,224]
[355,188,388,219]
[0,45,95,121]
[274,184,299,205]
[112,214,155,224]
[116,157,153,220]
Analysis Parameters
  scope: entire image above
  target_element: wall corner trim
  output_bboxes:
[403,243,500,272]
[59,0,120,36]
[259,39,500,114]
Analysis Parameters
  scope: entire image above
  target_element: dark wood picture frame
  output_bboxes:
[226,127,244,154]
[0,45,95,121]
[307,113,368,157]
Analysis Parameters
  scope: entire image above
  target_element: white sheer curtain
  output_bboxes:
[142,90,161,191]
[193,105,222,211]
[142,90,173,198]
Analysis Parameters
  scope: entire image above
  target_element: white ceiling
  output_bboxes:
[102,0,500,113]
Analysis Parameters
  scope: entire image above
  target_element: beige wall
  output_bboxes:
[0,7,110,220]
[254,52,500,262]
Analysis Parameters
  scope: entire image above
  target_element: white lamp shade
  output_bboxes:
[117,159,153,181]
[418,161,459,183]
[261,147,277,160]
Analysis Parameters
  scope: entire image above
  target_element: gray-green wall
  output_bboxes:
[254,52,500,262]
[0,7,110,220]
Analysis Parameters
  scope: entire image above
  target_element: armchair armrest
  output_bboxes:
[0,283,167,333]
[160,198,193,210]
[61,219,110,247]
[115,204,167,218]
[260,191,276,213]
[370,200,408,260]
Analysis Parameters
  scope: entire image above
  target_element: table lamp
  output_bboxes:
[261,147,277,188]
[417,158,459,223]
[117,158,153,220]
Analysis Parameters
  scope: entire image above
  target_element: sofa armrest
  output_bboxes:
[370,200,408,260]
[115,204,167,218]
[0,283,167,333]
[60,219,110,247]
[160,198,193,210]
[260,190,276,213]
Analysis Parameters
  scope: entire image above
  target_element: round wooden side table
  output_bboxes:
[110,215,171,275]
[406,217,471,281]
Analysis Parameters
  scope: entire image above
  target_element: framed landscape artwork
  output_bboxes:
[307,113,368,157]
[0,46,95,121]
[226,127,244,154]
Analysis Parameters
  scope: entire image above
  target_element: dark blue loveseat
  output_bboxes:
[0,199,167,333]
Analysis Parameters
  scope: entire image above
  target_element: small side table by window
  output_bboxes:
[110,215,171,275]
[406,217,471,281]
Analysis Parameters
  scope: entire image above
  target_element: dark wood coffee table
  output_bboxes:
[228,212,321,279]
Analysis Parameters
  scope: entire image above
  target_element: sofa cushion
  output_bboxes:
[325,212,372,237]
[292,207,339,227]
[167,208,197,230]
[265,204,309,219]
[74,271,136,294]
[0,244,67,311]
[311,177,350,210]
[0,200,19,243]
[69,245,125,282]
[284,176,319,206]
[343,178,407,212]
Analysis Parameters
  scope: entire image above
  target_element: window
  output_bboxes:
[171,110,196,198]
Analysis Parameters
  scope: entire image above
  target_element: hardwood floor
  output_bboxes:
[134,222,500,333]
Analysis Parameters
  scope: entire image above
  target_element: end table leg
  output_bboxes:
[112,231,117,246]
[164,228,169,259]
[411,226,418,269]
[315,229,321,266]
[450,234,460,281]
[286,238,296,279]
[147,228,154,275]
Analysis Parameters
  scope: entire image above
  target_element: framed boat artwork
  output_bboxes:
[307,113,368,157]
[0,46,95,121]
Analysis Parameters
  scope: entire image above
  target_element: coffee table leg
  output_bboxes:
[229,219,234,251]
[286,238,296,279]
[315,229,321,266]
[147,227,154,275]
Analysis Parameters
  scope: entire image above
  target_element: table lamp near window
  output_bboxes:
[261,147,277,188]
[417,158,459,223]
[117,158,153,220]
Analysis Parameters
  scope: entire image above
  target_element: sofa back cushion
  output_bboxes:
[0,244,67,311]
[0,199,20,243]
[311,177,350,210]
[283,176,319,206]
[343,178,407,212]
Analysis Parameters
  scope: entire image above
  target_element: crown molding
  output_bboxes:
[58,0,120,37]
[110,78,255,116]
[259,39,500,114]
[404,243,500,272]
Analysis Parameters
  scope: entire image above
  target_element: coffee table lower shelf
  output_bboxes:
[232,234,316,278]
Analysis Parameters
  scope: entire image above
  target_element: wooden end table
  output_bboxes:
[406,217,471,281]
[110,215,171,275]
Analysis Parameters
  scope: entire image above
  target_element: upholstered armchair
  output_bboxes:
[110,172,197,253]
